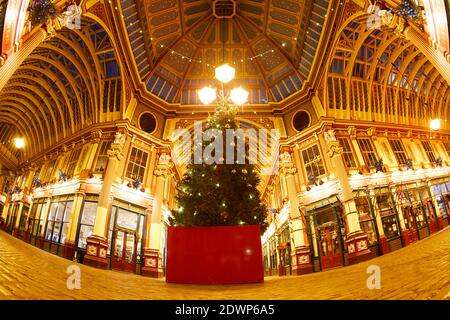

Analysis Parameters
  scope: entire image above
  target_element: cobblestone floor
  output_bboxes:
[0,228,449,300]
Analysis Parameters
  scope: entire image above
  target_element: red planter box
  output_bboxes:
[166,225,264,284]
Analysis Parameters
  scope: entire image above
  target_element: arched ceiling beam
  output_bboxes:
[0,96,47,148]
[25,56,80,130]
[5,81,59,141]
[10,75,64,138]
[40,40,97,114]
[19,65,74,135]
[0,107,42,154]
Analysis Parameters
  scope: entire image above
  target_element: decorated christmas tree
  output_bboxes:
[170,99,268,233]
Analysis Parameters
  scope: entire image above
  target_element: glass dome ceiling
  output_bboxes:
[119,0,331,105]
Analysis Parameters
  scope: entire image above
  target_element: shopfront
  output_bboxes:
[277,223,291,276]
[74,194,99,263]
[17,203,29,239]
[416,184,439,234]
[25,197,48,246]
[394,184,431,241]
[354,190,380,258]
[107,199,147,274]
[43,195,74,257]
[306,198,346,271]
[430,178,450,228]
[5,201,20,233]
[373,188,403,252]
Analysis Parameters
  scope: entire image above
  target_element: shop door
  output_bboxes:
[402,206,419,242]
[112,229,136,272]
[278,244,291,276]
[315,206,345,270]
[318,222,343,269]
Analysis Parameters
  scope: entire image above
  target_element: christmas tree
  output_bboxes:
[171,99,268,233]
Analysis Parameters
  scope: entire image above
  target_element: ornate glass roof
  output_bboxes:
[119,0,330,105]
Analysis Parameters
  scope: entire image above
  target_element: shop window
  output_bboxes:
[338,138,357,168]
[301,144,325,178]
[356,138,378,168]
[77,201,97,249]
[45,197,73,244]
[421,141,436,163]
[66,148,82,177]
[94,141,112,173]
[375,193,400,240]
[355,195,377,246]
[389,139,408,165]
[126,147,149,181]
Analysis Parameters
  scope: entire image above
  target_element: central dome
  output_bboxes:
[120,0,329,105]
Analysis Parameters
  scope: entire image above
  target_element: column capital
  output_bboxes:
[154,164,172,178]
[107,144,124,161]
[280,164,297,176]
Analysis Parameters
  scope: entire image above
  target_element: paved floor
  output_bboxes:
[0,228,449,300]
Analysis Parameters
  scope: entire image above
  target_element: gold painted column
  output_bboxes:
[84,131,126,269]
[142,152,172,278]
[279,150,312,275]
[323,129,371,264]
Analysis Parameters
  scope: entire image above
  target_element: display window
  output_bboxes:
[43,195,74,255]
[18,205,29,238]
[431,183,449,221]
[25,199,46,245]
[355,193,378,247]
[375,193,400,240]
[77,199,97,249]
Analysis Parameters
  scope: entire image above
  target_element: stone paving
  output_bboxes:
[0,228,449,300]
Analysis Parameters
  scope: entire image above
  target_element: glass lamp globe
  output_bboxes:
[230,86,249,105]
[14,137,25,149]
[198,86,217,104]
[430,118,441,131]
[215,64,235,84]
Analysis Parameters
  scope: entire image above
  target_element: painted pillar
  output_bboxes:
[323,129,371,264]
[279,150,312,275]
[84,131,126,269]
[142,152,172,278]
[63,185,86,261]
